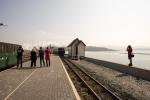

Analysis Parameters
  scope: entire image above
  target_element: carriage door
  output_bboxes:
[76,47,78,57]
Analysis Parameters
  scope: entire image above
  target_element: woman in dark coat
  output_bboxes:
[31,48,37,67]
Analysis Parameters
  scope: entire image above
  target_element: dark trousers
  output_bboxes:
[128,54,132,66]
[46,59,50,67]
[40,57,45,67]
[31,59,36,67]
[17,57,23,68]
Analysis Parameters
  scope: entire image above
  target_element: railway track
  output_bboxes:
[62,58,121,100]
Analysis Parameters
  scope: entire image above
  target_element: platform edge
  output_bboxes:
[59,57,81,100]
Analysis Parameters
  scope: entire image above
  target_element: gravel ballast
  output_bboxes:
[72,60,150,100]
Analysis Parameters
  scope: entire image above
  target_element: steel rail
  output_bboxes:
[62,58,101,100]
[63,58,122,100]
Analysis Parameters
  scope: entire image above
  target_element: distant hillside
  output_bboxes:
[134,48,150,50]
[49,45,115,51]
[86,46,115,51]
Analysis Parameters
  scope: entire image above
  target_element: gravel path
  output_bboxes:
[72,60,150,100]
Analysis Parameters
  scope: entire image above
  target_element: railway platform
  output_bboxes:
[0,55,80,100]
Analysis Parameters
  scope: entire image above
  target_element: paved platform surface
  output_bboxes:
[0,56,80,100]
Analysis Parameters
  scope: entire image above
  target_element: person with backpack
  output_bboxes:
[39,47,45,67]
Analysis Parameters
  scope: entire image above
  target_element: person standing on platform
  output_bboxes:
[39,47,45,67]
[45,47,52,67]
[31,48,37,68]
[17,46,24,68]
[127,45,133,66]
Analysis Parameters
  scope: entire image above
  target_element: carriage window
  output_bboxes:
[1,44,4,53]
[0,44,1,53]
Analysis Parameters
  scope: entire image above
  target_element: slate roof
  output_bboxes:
[67,38,79,47]
[75,40,86,47]
[67,38,86,47]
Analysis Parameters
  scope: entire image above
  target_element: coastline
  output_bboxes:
[121,53,150,55]
[85,51,150,70]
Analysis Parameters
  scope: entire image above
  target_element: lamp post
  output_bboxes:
[0,23,4,26]
[0,23,8,27]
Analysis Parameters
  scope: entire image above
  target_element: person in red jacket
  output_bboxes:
[127,45,133,66]
[45,47,52,67]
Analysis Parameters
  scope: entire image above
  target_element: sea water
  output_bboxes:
[85,50,150,70]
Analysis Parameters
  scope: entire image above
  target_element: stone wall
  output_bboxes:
[85,57,150,81]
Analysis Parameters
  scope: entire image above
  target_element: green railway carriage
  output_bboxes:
[0,42,21,69]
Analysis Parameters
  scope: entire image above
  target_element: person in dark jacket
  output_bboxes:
[17,46,24,68]
[39,47,45,67]
[31,48,37,68]
[127,45,133,66]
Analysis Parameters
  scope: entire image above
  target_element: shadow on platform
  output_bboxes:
[11,66,46,70]
[116,73,129,77]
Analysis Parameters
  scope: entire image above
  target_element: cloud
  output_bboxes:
[22,40,64,50]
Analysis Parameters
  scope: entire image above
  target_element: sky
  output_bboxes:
[0,0,150,49]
